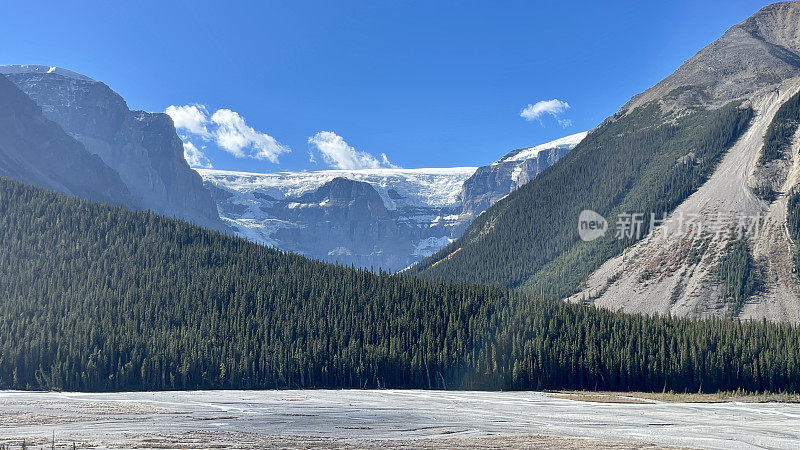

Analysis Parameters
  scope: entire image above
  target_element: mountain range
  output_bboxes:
[0,65,584,272]
[0,65,224,231]
[200,131,586,271]
[1,2,800,323]
[411,1,800,322]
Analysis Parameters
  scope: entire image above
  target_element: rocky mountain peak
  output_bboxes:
[0,73,136,207]
[625,1,800,111]
[0,65,94,81]
[0,65,225,231]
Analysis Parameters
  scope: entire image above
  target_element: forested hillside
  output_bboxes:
[760,88,800,163]
[786,189,800,276]
[2,177,800,393]
[409,100,752,297]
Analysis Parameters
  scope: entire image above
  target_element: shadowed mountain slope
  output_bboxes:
[0,73,135,207]
[411,2,800,322]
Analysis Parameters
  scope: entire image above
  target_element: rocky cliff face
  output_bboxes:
[0,73,135,207]
[410,1,800,322]
[566,1,800,322]
[200,131,585,272]
[460,132,587,218]
[201,167,475,271]
[0,65,224,231]
[268,177,411,269]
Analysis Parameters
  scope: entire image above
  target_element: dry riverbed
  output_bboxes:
[0,390,798,449]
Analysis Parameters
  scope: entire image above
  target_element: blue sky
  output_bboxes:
[1,0,773,172]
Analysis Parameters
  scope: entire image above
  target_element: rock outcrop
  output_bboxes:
[0,73,135,207]
[460,132,587,219]
[0,65,224,231]
[201,168,474,272]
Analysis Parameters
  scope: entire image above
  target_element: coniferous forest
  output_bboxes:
[760,89,800,164]
[2,177,800,393]
[410,99,754,298]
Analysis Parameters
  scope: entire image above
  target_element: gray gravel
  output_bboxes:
[1,389,799,449]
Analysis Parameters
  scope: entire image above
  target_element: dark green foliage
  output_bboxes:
[687,235,712,267]
[716,240,756,317]
[669,279,685,305]
[753,183,777,202]
[411,101,753,299]
[760,89,800,164]
[787,190,800,276]
[2,177,800,393]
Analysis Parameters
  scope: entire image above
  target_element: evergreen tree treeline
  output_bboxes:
[760,89,800,163]
[786,190,800,276]
[716,239,757,317]
[410,98,754,298]
[1,177,800,393]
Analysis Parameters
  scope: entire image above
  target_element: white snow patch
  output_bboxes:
[0,64,95,82]
[328,247,353,256]
[510,165,524,183]
[500,131,588,163]
[198,167,477,210]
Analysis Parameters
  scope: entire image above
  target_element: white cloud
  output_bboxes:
[210,109,289,162]
[166,104,290,164]
[308,131,397,170]
[166,104,210,136]
[182,141,213,169]
[520,99,571,124]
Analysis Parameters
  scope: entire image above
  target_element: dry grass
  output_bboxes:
[549,390,800,404]
[0,432,682,449]
[548,393,651,404]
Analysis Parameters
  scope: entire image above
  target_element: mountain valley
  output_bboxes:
[200,131,586,271]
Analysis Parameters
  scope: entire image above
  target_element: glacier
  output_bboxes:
[200,167,476,271]
[199,132,586,271]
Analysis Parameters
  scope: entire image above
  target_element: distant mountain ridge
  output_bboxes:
[200,167,476,271]
[0,65,224,231]
[200,132,586,271]
[460,131,587,218]
[0,73,136,207]
[0,64,583,270]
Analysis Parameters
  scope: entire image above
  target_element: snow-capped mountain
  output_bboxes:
[460,131,587,218]
[200,132,586,271]
[0,64,583,272]
[200,167,476,271]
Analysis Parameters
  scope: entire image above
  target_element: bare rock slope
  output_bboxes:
[0,73,136,207]
[626,1,800,111]
[0,65,224,231]
[573,2,800,321]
